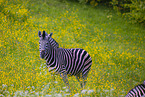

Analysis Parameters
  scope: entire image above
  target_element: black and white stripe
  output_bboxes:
[38,31,92,91]
[125,81,145,97]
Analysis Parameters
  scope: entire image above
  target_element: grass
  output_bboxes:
[0,0,145,96]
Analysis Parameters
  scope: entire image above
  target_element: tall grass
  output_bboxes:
[0,0,145,96]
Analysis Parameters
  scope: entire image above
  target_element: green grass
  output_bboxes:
[0,0,145,96]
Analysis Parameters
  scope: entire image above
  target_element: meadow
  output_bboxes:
[0,0,145,96]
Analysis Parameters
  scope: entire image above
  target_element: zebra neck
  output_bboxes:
[45,48,57,67]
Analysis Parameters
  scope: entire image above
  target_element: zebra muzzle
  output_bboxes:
[40,50,45,59]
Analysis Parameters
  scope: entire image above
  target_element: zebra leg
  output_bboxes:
[82,64,91,88]
[49,70,56,87]
[51,74,56,81]
[75,75,83,88]
[82,73,88,88]
[60,72,70,92]
[75,73,85,89]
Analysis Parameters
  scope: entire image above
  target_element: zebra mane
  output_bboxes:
[49,37,59,48]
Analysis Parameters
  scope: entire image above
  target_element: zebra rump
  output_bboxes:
[125,81,145,97]
[38,31,92,91]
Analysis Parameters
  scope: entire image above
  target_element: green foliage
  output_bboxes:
[69,0,145,25]
[123,0,145,24]
[110,0,145,24]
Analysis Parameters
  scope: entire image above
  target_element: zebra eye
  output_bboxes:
[45,43,49,47]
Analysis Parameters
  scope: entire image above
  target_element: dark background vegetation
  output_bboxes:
[69,0,145,25]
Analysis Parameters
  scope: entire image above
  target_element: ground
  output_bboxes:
[0,0,145,96]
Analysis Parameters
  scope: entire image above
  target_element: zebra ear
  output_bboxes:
[42,31,48,39]
[38,31,41,37]
[47,33,53,40]
[50,33,53,37]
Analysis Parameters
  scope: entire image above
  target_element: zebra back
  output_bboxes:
[125,81,145,97]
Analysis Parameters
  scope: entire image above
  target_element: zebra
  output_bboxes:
[38,31,92,92]
[125,81,145,97]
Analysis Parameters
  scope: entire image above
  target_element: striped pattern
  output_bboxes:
[46,48,92,76]
[49,36,59,48]
[38,31,92,89]
[125,81,145,97]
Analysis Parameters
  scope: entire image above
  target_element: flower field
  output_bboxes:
[0,0,145,96]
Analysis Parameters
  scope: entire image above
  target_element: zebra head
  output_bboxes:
[38,31,53,59]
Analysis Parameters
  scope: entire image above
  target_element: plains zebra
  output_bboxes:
[38,31,92,91]
[125,81,145,97]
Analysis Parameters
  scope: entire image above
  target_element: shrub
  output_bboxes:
[111,0,145,24]
[70,0,145,25]
[124,0,145,24]
[75,0,111,6]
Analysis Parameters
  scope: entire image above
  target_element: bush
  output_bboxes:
[124,0,145,24]
[111,0,145,24]
[75,0,111,6]
[70,0,145,25]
